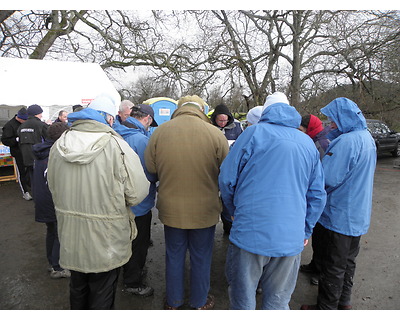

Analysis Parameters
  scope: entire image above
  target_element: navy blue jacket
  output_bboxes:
[32,140,56,223]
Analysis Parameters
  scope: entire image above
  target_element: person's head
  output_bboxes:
[299,114,324,138]
[88,94,117,126]
[58,110,68,123]
[130,104,158,130]
[47,122,69,141]
[177,95,207,113]
[16,107,28,123]
[246,106,263,126]
[211,103,234,128]
[263,92,290,111]
[27,104,43,119]
[72,104,83,112]
[119,100,134,122]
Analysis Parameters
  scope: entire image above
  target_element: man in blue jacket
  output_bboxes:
[113,104,158,297]
[219,99,327,310]
[301,97,376,310]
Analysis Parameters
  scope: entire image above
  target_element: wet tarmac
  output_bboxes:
[0,155,399,311]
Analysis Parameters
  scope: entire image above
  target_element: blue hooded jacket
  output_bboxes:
[319,97,376,236]
[113,117,157,217]
[219,103,327,257]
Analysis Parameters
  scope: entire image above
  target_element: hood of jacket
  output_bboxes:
[67,107,108,125]
[55,117,120,165]
[321,97,367,134]
[32,140,54,160]
[259,102,301,128]
[171,105,211,123]
[113,117,147,140]
[210,104,234,127]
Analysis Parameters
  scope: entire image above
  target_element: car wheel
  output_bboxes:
[392,143,400,157]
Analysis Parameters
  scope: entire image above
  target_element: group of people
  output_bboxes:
[1,91,377,310]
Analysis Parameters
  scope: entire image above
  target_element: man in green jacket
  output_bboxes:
[145,95,229,310]
[47,94,149,309]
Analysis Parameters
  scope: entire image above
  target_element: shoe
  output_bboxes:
[50,269,71,279]
[299,263,317,273]
[164,302,178,310]
[195,295,215,310]
[310,275,319,285]
[338,304,352,310]
[124,285,154,297]
[23,192,32,201]
[300,304,319,310]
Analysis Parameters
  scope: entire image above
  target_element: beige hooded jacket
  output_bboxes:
[47,119,149,273]
[145,105,229,229]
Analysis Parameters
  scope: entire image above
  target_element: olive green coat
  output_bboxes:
[144,106,229,229]
[47,120,150,273]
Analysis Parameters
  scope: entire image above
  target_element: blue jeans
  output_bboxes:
[164,225,216,308]
[225,243,300,310]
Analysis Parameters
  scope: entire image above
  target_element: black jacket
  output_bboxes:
[1,115,23,158]
[32,140,56,223]
[17,116,48,167]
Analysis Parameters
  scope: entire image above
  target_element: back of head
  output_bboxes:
[47,122,69,141]
[177,95,206,112]
[27,104,43,117]
[89,93,117,117]
[246,106,263,125]
[263,92,289,111]
[17,107,28,120]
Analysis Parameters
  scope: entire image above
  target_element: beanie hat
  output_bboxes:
[304,114,323,139]
[17,107,28,120]
[177,95,206,112]
[88,94,117,117]
[27,104,43,116]
[246,106,263,125]
[72,104,84,112]
[263,92,289,110]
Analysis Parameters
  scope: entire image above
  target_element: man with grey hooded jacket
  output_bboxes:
[47,94,149,309]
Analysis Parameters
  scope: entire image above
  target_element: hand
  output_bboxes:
[304,239,309,247]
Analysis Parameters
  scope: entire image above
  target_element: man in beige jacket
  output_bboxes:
[145,95,229,310]
[47,94,149,309]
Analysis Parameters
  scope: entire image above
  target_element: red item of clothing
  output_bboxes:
[306,115,324,139]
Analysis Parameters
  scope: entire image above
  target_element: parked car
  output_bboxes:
[366,119,400,157]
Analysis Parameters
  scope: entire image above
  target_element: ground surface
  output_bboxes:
[0,154,399,311]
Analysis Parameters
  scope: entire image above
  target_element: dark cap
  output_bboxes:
[17,107,28,120]
[133,104,158,127]
[27,104,43,116]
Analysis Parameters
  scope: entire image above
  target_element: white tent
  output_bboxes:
[0,57,121,121]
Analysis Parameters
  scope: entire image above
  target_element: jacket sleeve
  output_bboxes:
[144,131,157,175]
[1,122,18,147]
[322,135,357,193]
[304,157,327,239]
[218,131,252,217]
[118,139,150,208]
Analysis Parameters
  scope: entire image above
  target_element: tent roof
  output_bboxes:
[0,57,121,109]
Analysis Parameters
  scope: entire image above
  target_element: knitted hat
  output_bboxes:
[263,92,289,110]
[17,107,28,120]
[88,94,117,117]
[246,106,263,125]
[27,104,43,116]
[72,104,84,112]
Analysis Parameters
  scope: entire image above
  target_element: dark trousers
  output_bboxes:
[14,154,30,193]
[317,226,361,309]
[45,222,61,270]
[309,222,325,273]
[122,211,152,287]
[70,268,120,310]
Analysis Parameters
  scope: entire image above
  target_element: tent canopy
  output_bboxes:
[0,57,121,120]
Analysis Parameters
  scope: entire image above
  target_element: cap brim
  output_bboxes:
[151,119,158,127]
